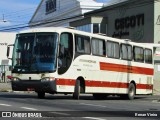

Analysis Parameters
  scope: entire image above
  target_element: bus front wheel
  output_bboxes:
[37,92,45,99]
[73,80,80,100]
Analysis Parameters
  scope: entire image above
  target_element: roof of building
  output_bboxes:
[84,0,154,16]
[29,0,103,25]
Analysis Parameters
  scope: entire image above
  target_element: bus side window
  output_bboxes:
[58,32,73,74]
[106,41,119,59]
[75,35,90,58]
[133,46,144,62]
[120,44,132,60]
[145,49,152,64]
[92,38,106,56]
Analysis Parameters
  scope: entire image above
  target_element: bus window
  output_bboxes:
[120,44,132,60]
[106,41,119,59]
[92,38,106,56]
[133,46,144,62]
[145,49,152,64]
[75,35,90,57]
[58,32,73,74]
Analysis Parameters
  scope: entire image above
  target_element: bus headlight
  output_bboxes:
[11,77,20,81]
[41,77,55,82]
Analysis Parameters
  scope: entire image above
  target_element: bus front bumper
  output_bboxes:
[11,79,57,93]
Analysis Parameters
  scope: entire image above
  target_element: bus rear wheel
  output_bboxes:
[120,83,135,100]
[128,83,136,100]
[37,92,45,99]
[73,80,80,100]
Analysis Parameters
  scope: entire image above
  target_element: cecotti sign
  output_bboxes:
[0,43,8,46]
[115,14,144,30]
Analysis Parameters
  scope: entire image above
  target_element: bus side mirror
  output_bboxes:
[7,44,14,60]
[7,46,10,58]
[58,58,62,68]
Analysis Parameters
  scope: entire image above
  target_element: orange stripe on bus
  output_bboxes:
[56,79,153,90]
[56,79,75,86]
[100,62,154,75]
[85,81,129,88]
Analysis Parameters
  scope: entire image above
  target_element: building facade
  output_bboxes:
[70,0,160,94]
[29,0,103,27]
[71,0,160,43]
[0,32,16,82]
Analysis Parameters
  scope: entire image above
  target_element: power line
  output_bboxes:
[0,0,104,29]
[0,14,84,31]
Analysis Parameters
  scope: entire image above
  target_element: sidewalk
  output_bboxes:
[0,82,12,92]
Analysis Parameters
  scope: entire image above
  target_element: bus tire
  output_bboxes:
[93,93,107,100]
[120,83,135,100]
[127,83,135,100]
[37,92,45,99]
[73,80,80,100]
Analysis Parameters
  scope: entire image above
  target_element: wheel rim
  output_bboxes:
[129,87,135,97]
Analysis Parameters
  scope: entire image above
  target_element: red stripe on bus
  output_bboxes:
[136,84,153,89]
[56,79,153,90]
[85,80,153,90]
[85,81,129,88]
[100,62,154,75]
[56,79,75,86]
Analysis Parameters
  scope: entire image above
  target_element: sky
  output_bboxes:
[0,0,109,31]
[0,0,41,30]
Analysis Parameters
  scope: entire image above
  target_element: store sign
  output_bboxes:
[112,31,129,38]
[0,43,7,46]
[115,14,144,30]
[112,13,144,38]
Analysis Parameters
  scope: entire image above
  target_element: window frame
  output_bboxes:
[120,43,132,61]
[144,48,152,64]
[58,32,73,75]
[133,46,144,63]
[46,0,56,14]
[91,38,106,57]
[106,40,120,59]
[75,34,91,55]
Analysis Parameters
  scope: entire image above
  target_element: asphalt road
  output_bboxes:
[0,92,160,120]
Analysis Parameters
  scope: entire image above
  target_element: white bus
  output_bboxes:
[7,27,154,100]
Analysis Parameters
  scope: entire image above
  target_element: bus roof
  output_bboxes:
[19,27,154,49]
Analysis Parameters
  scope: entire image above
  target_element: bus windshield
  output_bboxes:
[12,32,58,73]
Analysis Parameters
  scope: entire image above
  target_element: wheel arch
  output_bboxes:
[76,76,85,93]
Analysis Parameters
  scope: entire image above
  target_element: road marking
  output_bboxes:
[152,100,160,103]
[83,117,107,120]
[49,112,70,116]
[0,104,12,107]
[80,103,106,108]
[20,107,37,111]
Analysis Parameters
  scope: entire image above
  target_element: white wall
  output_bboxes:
[0,32,16,65]
[29,0,103,27]
[154,1,160,44]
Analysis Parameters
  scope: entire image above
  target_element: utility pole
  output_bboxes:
[2,14,7,22]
